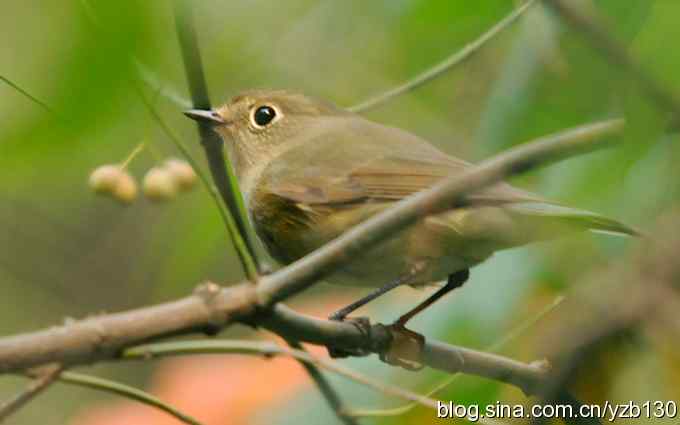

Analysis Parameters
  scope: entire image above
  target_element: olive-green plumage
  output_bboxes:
[187,90,636,288]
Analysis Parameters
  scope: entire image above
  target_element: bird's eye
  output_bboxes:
[252,105,277,128]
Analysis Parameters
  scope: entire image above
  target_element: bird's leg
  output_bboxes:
[395,269,469,328]
[327,265,424,359]
[328,273,413,322]
[381,269,469,370]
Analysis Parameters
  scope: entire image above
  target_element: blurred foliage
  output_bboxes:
[1,1,679,424]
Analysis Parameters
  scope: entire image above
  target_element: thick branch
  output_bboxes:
[0,284,257,372]
[0,293,546,395]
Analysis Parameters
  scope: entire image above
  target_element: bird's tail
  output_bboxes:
[505,202,640,238]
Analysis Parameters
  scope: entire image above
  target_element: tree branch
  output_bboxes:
[0,283,256,372]
[260,305,550,395]
[423,341,549,395]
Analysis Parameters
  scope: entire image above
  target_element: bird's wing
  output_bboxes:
[264,156,540,206]
[257,117,540,207]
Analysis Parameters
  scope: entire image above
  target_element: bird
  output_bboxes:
[184,89,637,338]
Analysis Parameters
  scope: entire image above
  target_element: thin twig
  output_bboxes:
[54,370,204,425]
[119,142,146,169]
[172,0,261,278]
[135,61,192,109]
[124,340,440,410]
[285,340,359,425]
[543,0,680,120]
[135,87,256,281]
[348,0,535,113]
[423,341,549,395]
[0,75,54,114]
[168,4,360,420]
[0,365,62,423]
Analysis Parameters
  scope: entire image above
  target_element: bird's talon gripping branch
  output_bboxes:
[327,316,373,358]
[379,322,426,371]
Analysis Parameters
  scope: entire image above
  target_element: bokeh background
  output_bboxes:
[1,0,679,424]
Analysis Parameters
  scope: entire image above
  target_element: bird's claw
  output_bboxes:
[326,316,372,358]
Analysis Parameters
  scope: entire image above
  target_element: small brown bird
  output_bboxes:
[185,90,636,331]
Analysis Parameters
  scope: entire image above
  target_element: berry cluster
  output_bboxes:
[89,158,197,204]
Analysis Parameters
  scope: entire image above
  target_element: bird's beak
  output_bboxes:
[183,109,226,125]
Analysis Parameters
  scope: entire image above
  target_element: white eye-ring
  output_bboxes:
[250,104,281,129]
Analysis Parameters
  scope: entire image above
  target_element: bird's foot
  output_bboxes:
[326,315,373,358]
